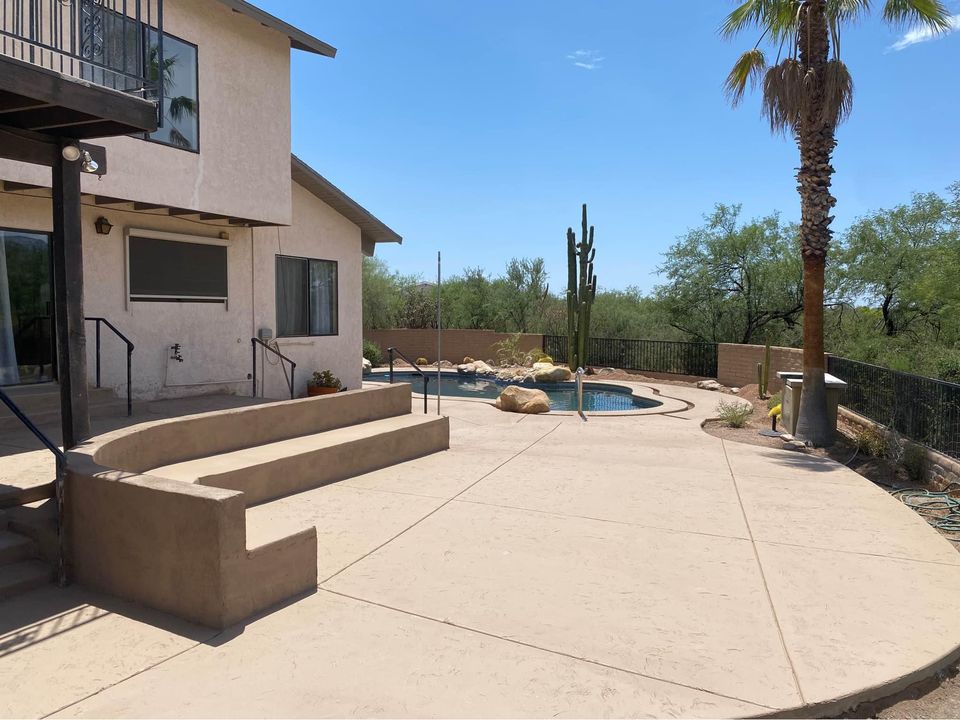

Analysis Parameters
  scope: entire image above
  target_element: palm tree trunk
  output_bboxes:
[794,0,835,446]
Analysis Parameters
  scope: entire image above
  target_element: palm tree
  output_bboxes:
[721,0,950,446]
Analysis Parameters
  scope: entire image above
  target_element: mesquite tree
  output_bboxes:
[566,204,598,370]
[722,0,950,446]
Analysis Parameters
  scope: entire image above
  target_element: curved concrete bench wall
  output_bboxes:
[64,385,424,629]
[93,384,414,473]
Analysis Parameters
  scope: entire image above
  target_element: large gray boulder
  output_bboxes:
[495,386,551,414]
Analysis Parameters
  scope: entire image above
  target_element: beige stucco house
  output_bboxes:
[0,0,400,402]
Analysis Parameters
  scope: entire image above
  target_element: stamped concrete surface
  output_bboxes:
[2,382,960,718]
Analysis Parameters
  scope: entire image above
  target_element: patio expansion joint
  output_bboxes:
[721,438,807,707]
[319,586,776,713]
[451,497,752,543]
[316,420,565,586]
[38,632,219,719]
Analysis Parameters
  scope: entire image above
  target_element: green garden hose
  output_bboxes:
[892,483,960,542]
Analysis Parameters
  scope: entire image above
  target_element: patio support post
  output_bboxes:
[52,139,91,449]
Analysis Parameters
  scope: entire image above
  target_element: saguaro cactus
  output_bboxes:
[566,204,597,370]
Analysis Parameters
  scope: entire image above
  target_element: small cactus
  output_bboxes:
[416,357,429,366]
[757,343,771,398]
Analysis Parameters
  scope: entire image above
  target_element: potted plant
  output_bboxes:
[307,370,342,396]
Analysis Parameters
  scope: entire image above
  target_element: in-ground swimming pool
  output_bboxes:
[365,372,661,412]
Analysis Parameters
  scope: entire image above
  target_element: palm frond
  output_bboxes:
[721,0,801,41]
[882,0,952,30]
[762,58,806,133]
[827,0,873,23]
[820,60,853,127]
[725,49,768,105]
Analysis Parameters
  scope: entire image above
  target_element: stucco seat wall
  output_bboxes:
[63,385,441,628]
[91,385,414,473]
[64,458,318,629]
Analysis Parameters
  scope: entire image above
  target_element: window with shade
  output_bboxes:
[276,256,338,337]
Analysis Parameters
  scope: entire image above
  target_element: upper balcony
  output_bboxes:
[0,0,161,140]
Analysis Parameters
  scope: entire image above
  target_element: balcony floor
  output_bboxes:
[0,54,157,140]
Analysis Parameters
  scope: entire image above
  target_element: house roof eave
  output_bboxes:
[217,0,337,58]
[291,155,402,248]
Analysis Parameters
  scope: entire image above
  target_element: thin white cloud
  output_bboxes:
[888,13,960,51]
[566,49,604,70]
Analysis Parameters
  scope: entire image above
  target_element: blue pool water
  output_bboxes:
[365,372,661,412]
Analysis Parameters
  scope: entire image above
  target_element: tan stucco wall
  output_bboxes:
[717,343,830,391]
[0,181,363,401]
[0,0,293,224]
[252,181,364,398]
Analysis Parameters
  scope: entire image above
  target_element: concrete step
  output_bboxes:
[5,502,59,564]
[0,530,37,566]
[0,560,53,601]
[151,413,451,506]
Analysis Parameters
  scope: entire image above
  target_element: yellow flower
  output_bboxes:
[768,404,782,418]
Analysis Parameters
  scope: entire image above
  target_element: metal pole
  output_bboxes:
[251,338,257,397]
[388,348,395,384]
[126,345,132,416]
[94,319,101,388]
[436,251,441,416]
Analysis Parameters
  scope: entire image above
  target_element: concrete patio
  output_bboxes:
[2,381,960,718]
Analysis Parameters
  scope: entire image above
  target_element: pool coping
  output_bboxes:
[364,369,690,417]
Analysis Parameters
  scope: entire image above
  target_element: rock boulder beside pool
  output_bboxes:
[457,360,496,376]
[531,363,572,383]
[495,386,551,414]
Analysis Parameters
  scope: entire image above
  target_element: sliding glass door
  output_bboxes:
[0,229,54,386]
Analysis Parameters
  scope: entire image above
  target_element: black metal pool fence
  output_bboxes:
[542,335,719,378]
[543,335,959,459]
[827,356,960,460]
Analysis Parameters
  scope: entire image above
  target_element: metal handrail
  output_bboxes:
[86,317,134,416]
[15,315,134,415]
[0,387,67,587]
[386,347,430,414]
[251,338,296,400]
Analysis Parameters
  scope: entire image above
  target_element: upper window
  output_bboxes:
[276,256,338,337]
[81,14,199,152]
[129,235,227,302]
[145,30,199,151]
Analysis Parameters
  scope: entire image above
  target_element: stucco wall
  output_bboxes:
[1,180,363,401]
[717,343,831,391]
[252,182,363,398]
[364,329,545,366]
[0,0,293,224]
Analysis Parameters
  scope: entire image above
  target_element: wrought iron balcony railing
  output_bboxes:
[1,0,164,106]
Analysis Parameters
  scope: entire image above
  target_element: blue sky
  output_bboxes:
[257,0,960,293]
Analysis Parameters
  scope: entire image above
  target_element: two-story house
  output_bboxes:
[0,0,400,413]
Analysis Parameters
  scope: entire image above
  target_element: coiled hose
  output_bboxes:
[891,482,960,543]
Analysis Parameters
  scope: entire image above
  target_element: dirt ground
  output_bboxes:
[701,382,960,719]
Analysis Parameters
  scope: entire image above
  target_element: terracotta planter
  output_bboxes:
[307,385,339,397]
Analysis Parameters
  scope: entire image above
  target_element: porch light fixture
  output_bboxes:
[61,145,81,162]
[80,151,99,174]
[94,216,113,235]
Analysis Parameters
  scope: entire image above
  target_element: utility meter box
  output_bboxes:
[777,370,847,437]
[258,327,273,342]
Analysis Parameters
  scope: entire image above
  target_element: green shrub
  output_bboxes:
[362,339,383,367]
[901,442,929,482]
[853,426,888,457]
[766,391,782,411]
[717,399,752,428]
